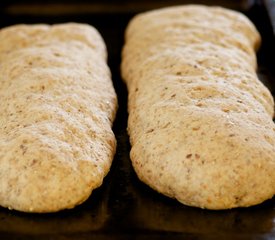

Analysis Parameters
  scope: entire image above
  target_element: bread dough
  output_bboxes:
[0,23,117,212]
[121,5,275,209]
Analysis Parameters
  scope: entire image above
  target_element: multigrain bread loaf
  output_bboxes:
[121,5,275,209]
[0,23,117,213]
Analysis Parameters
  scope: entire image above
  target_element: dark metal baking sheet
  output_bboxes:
[0,0,275,239]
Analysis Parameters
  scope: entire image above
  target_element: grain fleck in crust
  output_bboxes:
[121,5,275,209]
[0,23,117,213]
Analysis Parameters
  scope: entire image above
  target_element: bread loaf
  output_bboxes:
[0,23,117,212]
[121,5,275,209]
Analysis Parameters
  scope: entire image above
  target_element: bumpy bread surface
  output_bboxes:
[121,5,275,209]
[0,23,117,212]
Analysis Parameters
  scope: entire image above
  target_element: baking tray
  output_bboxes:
[0,0,275,239]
